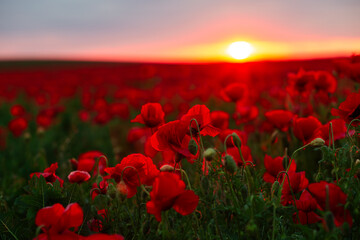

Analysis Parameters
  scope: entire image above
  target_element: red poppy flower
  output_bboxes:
[35,203,83,235]
[75,151,107,176]
[91,178,109,200]
[312,119,347,145]
[85,234,124,240]
[220,83,248,103]
[30,162,64,187]
[280,171,309,206]
[180,105,220,137]
[293,116,322,144]
[265,110,294,132]
[146,172,199,222]
[151,120,193,157]
[286,69,315,100]
[108,102,129,120]
[263,155,296,183]
[233,104,259,125]
[68,170,91,183]
[210,111,229,130]
[78,110,90,122]
[313,71,337,94]
[293,190,322,225]
[36,107,64,128]
[307,181,352,227]
[331,92,360,124]
[105,154,159,198]
[8,117,28,137]
[10,104,25,117]
[132,103,165,128]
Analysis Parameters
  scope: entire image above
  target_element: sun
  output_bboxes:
[227,41,254,60]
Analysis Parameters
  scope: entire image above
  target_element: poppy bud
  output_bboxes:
[188,139,198,155]
[309,138,325,147]
[224,154,237,174]
[204,148,217,162]
[231,133,242,148]
[324,211,335,231]
[117,181,128,198]
[160,164,175,172]
[69,158,78,170]
[107,184,117,199]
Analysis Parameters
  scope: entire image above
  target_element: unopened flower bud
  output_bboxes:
[355,159,360,166]
[224,154,237,174]
[116,181,128,198]
[231,133,242,148]
[107,184,117,199]
[204,148,217,162]
[160,164,175,172]
[188,139,198,155]
[309,138,325,147]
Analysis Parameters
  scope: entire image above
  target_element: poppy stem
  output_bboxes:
[346,119,360,144]
[67,183,77,205]
[176,168,192,190]
[0,219,19,240]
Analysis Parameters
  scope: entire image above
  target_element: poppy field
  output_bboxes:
[0,57,360,239]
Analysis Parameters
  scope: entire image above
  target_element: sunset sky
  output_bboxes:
[0,0,359,62]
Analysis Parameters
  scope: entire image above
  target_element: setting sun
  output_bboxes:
[227,41,254,60]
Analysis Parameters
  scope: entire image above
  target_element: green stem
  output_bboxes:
[0,219,19,240]
[67,183,76,205]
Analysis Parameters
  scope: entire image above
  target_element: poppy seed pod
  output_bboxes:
[204,148,217,162]
[188,139,198,155]
[231,132,242,148]
[224,154,237,174]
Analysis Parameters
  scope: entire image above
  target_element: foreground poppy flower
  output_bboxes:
[131,102,165,128]
[280,171,309,206]
[307,181,352,227]
[151,120,192,157]
[293,116,322,144]
[35,203,83,237]
[8,117,28,137]
[68,170,91,183]
[331,92,360,124]
[263,155,296,183]
[105,154,159,198]
[180,105,220,137]
[312,119,347,145]
[293,190,322,225]
[146,172,199,221]
[30,162,64,187]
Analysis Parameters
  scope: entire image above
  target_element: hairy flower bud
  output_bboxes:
[309,138,325,147]
[204,148,217,162]
[231,132,242,148]
[160,164,175,172]
[224,154,237,174]
[188,139,198,155]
